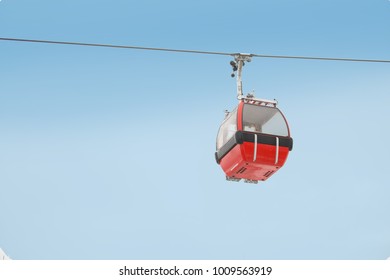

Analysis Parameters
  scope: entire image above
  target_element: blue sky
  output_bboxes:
[1,0,389,260]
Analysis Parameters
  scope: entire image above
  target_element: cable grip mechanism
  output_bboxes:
[230,53,252,100]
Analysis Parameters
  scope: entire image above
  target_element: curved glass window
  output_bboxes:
[216,108,237,150]
[242,104,289,136]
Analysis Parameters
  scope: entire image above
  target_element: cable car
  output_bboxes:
[215,96,293,183]
[215,54,293,183]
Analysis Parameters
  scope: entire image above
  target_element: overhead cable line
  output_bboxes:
[1,37,390,64]
[0,37,230,56]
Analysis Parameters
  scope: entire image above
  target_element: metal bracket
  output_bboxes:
[242,96,278,107]
[226,176,241,182]
[244,179,259,184]
[230,53,252,100]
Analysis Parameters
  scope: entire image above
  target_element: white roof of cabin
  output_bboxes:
[0,248,10,260]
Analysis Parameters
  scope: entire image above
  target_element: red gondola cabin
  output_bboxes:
[215,96,293,183]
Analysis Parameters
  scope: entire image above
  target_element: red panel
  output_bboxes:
[220,141,290,182]
[236,101,244,131]
[219,144,246,178]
